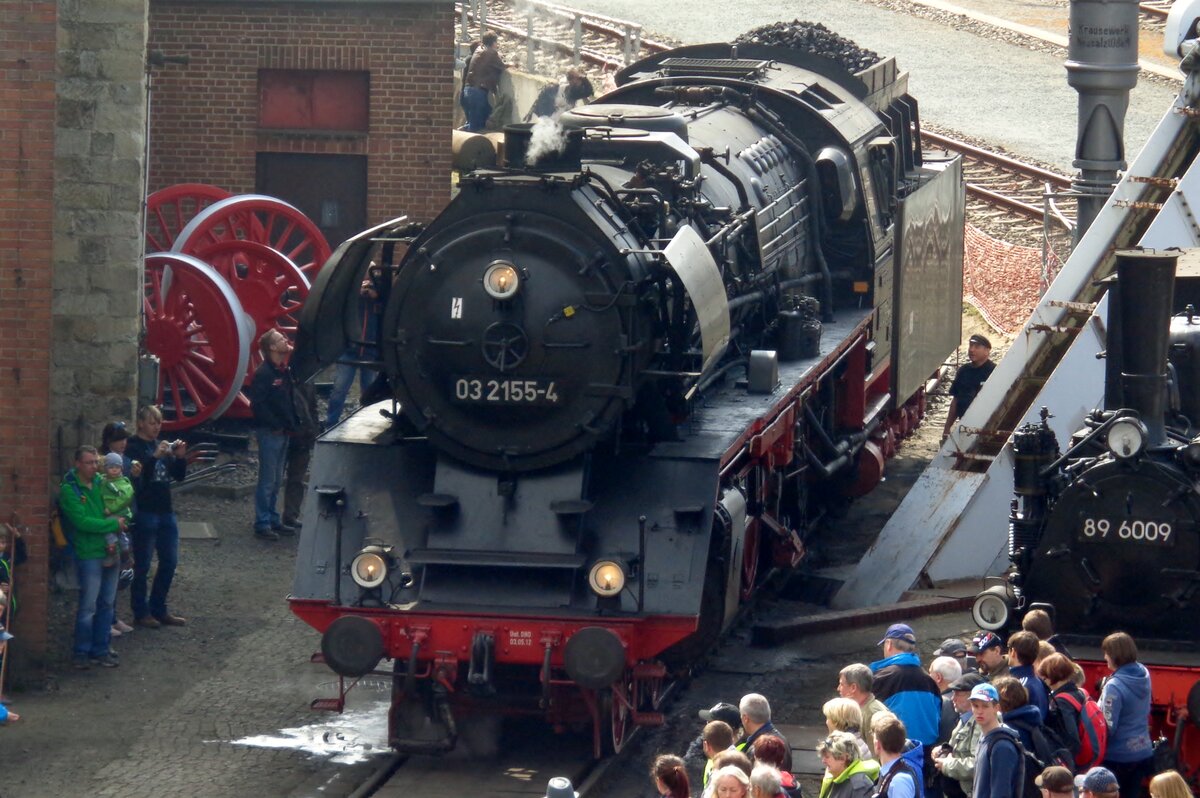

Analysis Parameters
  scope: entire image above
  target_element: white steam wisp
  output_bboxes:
[525,116,568,167]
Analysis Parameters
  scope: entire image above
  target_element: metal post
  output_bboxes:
[573,15,582,67]
[478,0,486,34]
[526,14,536,72]
[1065,0,1140,247]
[459,1,468,42]
[623,28,631,65]
[632,27,641,61]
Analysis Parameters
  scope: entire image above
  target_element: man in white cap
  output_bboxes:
[970,683,1023,798]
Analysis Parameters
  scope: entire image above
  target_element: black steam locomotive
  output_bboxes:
[972,250,1200,784]
[973,250,1200,639]
[291,41,964,755]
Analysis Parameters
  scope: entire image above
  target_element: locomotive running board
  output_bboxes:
[834,16,1200,608]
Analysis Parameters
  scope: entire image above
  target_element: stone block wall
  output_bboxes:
[148,0,455,225]
[53,0,147,455]
[0,0,59,661]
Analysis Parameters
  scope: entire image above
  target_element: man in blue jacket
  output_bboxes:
[1005,631,1049,720]
[871,623,943,747]
[971,683,1023,798]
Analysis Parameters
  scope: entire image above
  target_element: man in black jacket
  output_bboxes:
[248,329,298,541]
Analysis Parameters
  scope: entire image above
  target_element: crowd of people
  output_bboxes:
[536,616,1191,798]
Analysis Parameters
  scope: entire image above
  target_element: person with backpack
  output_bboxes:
[1039,653,1107,770]
[871,713,924,798]
[993,677,1072,781]
[1006,632,1050,721]
[970,683,1024,798]
[1098,633,1154,798]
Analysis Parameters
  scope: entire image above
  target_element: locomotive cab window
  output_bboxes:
[865,137,897,233]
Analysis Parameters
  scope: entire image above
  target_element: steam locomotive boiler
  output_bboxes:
[289,41,964,755]
[973,250,1200,784]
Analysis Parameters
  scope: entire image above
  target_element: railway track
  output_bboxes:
[1140,0,1173,21]
[922,130,1075,242]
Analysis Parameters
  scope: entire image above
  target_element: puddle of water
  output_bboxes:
[226,698,391,764]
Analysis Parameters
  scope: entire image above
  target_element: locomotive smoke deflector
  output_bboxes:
[662,226,731,373]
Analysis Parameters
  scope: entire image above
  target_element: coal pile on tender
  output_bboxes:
[735,21,881,73]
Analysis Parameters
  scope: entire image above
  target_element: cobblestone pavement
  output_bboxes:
[1,488,376,797]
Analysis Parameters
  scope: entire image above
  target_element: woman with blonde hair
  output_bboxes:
[823,696,871,760]
[1149,770,1193,798]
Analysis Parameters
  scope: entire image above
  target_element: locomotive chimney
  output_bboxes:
[1066,0,1140,245]
[1113,249,1177,445]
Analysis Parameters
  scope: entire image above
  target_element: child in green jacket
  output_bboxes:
[101,453,134,567]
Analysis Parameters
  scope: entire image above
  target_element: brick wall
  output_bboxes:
[964,224,1063,334]
[148,1,454,226]
[0,0,58,663]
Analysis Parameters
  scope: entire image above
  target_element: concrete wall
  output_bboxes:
[1,0,60,663]
[147,0,455,225]
[53,0,147,459]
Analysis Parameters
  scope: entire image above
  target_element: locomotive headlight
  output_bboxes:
[1107,417,1148,459]
[483,260,521,300]
[351,547,389,589]
[588,560,626,598]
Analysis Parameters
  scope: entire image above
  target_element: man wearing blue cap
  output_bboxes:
[1075,767,1119,798]
[870,623,943,747]
[970,683,1023,798]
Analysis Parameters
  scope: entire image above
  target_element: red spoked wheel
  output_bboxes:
[172,194,333,278]
[145,184,233,253]
[740,519,760,601]
[610,677,633,754]
[192,240,311,418]
[144,253,251,431]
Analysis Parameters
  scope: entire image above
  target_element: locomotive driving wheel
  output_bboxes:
[143,253,250,431]
[188,240,310,419]
[145,184,233,253]
[741,519,761,601]
[172,194,333,279]
[610,675,634,754]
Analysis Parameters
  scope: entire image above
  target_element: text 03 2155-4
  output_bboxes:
[452,377,560,405]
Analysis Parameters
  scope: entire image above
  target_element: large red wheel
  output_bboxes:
[610,678,632,754]
[740,520,761,601]
[144,253,250,431]
[172,195,333,278]
[192,240,311,419]
[145,184,233,253]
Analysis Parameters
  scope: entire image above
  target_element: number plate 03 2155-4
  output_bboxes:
[451,377,560,406]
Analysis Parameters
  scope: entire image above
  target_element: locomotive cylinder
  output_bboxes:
[1114,249,1178,445]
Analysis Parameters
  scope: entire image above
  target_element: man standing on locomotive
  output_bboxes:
[943,335,995,441]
